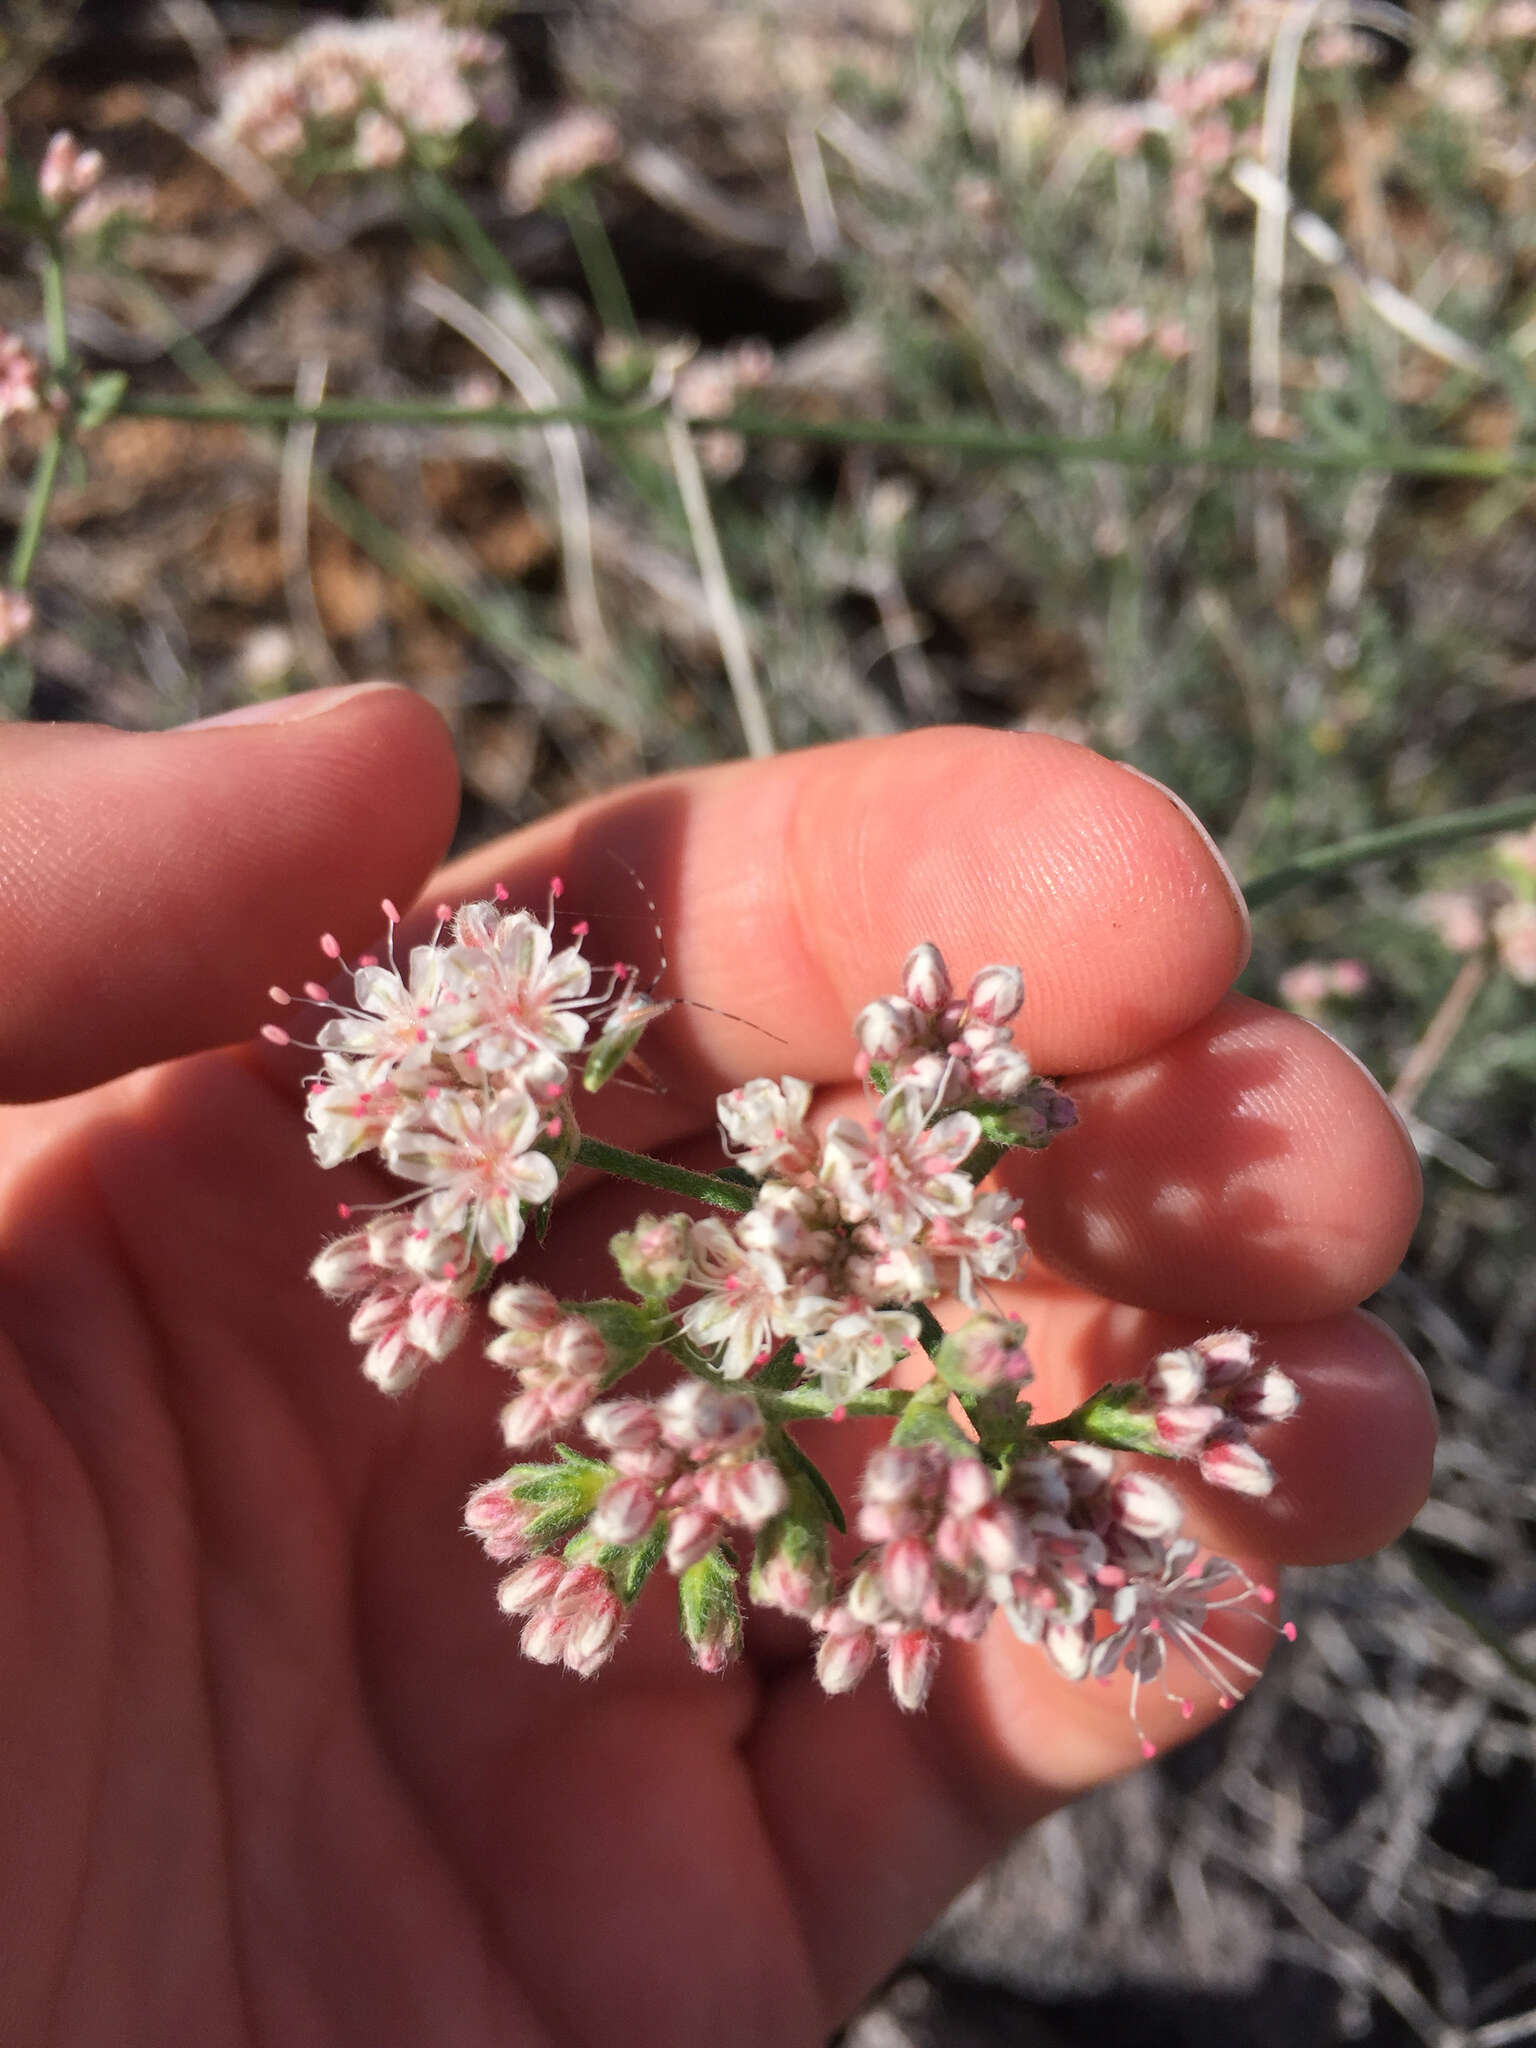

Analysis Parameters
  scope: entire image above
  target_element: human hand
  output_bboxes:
[0,689,1433,2046]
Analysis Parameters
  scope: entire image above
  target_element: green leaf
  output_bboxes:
[76,370,128,432]
[775,1430,847,1534]
[602,1522,666,1605]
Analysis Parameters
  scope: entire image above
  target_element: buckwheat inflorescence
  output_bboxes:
[281,899,1298,1747]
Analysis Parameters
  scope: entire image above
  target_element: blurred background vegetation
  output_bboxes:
[2,2,1534,2041]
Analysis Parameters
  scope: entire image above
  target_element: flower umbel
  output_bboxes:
[284,920,1298,1743]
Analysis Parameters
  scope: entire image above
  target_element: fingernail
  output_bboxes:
[1118,762,1252,967]
[177,681,404,730]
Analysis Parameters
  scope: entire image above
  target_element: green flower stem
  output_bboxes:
[556,180,640,342]
[9,248,70,592]
[41,246,70,371]
[958,1137,1009,1185]
[111,393,1536,478]
[1395,1528,1536,1690]
[411,166,535,312]
[8,429,64,589]
[758,1385,912,1422]
[573,1135,755,1212]
[1243,795,1536,910]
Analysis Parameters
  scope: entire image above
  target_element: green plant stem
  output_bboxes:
[1244,796,1536,909]
[573,1135,755,1212]
[411,166,533,310]
[8,430,64,589]
[556,180,640,340]
[9,247,71,591]
[41,246,69,370]
[1396,1528,1536,1690]
[111,393,1536,478]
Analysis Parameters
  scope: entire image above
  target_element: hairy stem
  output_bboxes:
[574,1135,755,1211]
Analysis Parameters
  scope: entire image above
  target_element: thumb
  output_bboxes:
[0,683,460,1102]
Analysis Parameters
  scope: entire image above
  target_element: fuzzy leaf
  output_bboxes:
[775,1430,847,1534]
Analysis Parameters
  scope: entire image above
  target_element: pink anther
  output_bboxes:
[320,933,341,959]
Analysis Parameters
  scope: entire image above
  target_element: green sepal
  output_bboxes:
[1071,1381,1165,1455]
[599,1521,666,1605]
[532,1196,555,1244]
[678,1546,742,1658]
[867,1061,892,1095]
[774,1429,846,1534]
[77,371,128,431]
[503,1445,609,1547]
[569,1297,668,1384]
[889,1375,973,1457]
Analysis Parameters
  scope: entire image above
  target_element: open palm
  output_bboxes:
[0,690,1434,2047]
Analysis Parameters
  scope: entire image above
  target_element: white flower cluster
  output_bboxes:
[288,909,1299,1737]
[287,892,646,1391]
[816,1437,1276,1724]
[209,11,505,174]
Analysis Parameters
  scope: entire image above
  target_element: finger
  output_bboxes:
[425,728,1251,1096]
[1006,993,1422,1321]
[0,686,459,1101]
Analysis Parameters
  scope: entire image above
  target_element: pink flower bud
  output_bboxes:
[861,1444,940,1507]
[590,1474,659,1544]
[488,1280,563,1332]
[1113,1470,1184,1542]
[666,1506,722,1574]
[496,1555,565,1614]
[885,1627,940,1711]
[556,1566,625,1677]
[310,1229,377,1297]
[657,1379,761,1454]
[406,1282,469,1361]
[349,1284,405,1344]
[1146,1346,1205,1406]
[584,1396,660,1454]
[361,1330,428,1395]
[854,996,923,1062]
[846,1567,893,1627]
[1153,1401,1225,1455]
[881,1535,937,1616]
[1198,1438,1276,1497]
[464,1482,537,1561]
[945,1456,995,1518]
[499,1388,555,1448]
[689,1607,741,1676]
[815,1622,876,1695]
[969,1501,1032,1574]
[1193,1329,1256,1385]
[542,1314,608,1380]
[902,942,952,1014]
[754,1548,825,1617]
[967,963,1024,1025]
[721,1458,789,1530]
[1229,1367,1299,1425]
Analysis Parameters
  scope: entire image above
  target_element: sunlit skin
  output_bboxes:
[0,690,1434,2047]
